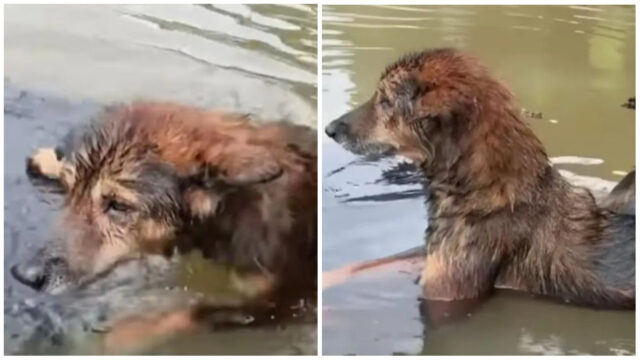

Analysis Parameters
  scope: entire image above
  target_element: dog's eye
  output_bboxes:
[103,197,133,214]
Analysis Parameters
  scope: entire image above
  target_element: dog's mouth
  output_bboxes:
[326,128,395,159]
[326,109,397,160]
[334,135,397,160]
[12,254,176,297]
[73,255,176,295]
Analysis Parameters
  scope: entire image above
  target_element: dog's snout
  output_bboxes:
[11,255,71,292]
[325,119,348,139]
[11,263,47,290]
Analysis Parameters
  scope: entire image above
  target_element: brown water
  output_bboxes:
[322,5,635,355]
[5,4,316,355]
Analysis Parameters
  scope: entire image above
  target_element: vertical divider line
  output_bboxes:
[316,3,323,357]
[634,3,639,355]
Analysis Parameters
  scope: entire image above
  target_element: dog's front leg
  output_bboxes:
[419,251,499,301]
[101,305,253,354]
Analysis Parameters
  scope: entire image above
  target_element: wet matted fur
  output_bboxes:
[325,48,634,309]
[15,102,317,299]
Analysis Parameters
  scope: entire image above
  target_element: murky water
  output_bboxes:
[322,5,634,355]
[5,4,316,355]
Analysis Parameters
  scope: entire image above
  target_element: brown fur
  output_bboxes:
[22,102,317,298]
[325,48,634,309]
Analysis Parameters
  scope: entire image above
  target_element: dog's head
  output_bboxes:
[12,106,288,294]
[13,126,186,293]
[325,48,514,164]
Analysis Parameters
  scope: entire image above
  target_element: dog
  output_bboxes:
[14,102,317,301]
[325,48,634,309]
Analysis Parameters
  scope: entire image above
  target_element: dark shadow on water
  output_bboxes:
[377,161,422,186]
[343,189,424,203]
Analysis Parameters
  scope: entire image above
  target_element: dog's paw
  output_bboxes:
[26,147,63,180]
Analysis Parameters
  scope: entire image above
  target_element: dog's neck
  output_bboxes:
[419,107,553,216]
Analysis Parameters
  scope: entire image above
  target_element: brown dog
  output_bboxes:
[15,102,317,300]
[325,48,634,309]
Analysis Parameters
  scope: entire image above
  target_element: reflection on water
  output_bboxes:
[322,5,634,356]
[4,4,316,355]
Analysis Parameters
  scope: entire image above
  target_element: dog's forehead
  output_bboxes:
[378,67,412,89]
[381,52,424,80]
[379,49,464,89]
[73,137,154,176]
[384,49,487,89]
[67,152,147,201]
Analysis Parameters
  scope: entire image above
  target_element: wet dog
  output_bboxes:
[325,48,634,309]
[14,102,317,300]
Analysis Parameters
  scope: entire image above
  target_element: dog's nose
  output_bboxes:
[10,252,70,292]
[325,120,348,139]
[11,263,47,290]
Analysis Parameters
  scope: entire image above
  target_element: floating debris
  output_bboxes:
[621,97,635,110]
[521,108,543,119]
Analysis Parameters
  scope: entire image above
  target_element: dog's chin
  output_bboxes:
[337,138,396,160]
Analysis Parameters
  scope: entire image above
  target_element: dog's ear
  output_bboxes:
[212,143,283,186]
[183,187,223,220]
[181,143,283,219]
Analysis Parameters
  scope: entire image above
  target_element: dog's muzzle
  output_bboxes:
[325,118,349,140]
[11,247,73,294]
